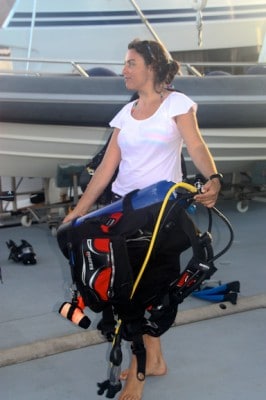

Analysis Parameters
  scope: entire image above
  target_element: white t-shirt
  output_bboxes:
[110,91,197,196]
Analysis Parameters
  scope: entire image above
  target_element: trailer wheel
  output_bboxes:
[50,226,57,237]
[21,215,33,227]
[236,200,249,213]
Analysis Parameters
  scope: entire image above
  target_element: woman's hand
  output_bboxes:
[194,178,221,208]
[63,208,85,224]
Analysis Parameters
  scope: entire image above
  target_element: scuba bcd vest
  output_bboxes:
[57,181,217,332]
[57,180,233,398]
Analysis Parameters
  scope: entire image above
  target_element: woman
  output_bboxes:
[64,39,222,400]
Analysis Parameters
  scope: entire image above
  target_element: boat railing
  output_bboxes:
[0,56,124,76]
[0,56,266,77]
[183,61,266,76]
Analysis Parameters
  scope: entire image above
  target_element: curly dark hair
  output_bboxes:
[128,38,180,87]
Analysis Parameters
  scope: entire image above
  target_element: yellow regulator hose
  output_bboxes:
[130,181,197,299]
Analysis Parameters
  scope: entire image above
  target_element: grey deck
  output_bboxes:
[0,198,265,399]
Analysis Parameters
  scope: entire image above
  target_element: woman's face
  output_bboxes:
[122,49,153,91]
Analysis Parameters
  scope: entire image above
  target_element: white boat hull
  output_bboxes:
[1,121,266,178]
[0,73,266,178]
[0,122,111,178]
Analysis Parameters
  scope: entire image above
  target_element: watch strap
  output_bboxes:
[209,173,223,183]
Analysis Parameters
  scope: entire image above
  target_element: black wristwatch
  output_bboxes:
[209,173,223,183]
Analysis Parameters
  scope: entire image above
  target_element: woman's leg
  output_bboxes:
[143,335,167,376]
[119,335,167,400]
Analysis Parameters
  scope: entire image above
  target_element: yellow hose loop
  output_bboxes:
[130,181,197,299]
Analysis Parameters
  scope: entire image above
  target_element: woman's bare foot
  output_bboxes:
[120,360,167,380]
[118,355,145,400]
[120,335,167,380]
